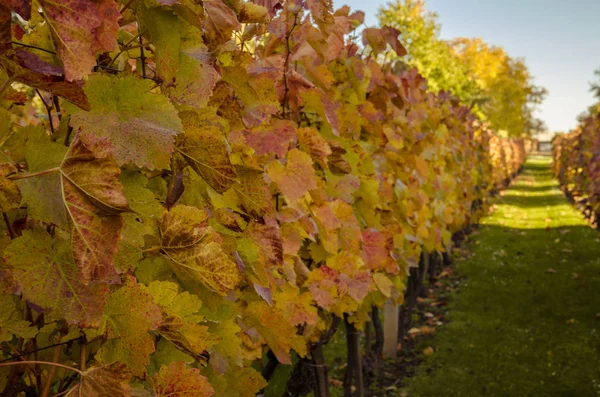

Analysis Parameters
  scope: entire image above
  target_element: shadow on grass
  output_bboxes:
[498,193,566,208]
[406,223,600,397]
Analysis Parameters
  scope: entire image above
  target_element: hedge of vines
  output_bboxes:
[0,0,529,395]
[553,109,600,224]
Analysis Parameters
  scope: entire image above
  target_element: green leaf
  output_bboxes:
[17,131,69,229]
[3,229,109,327]
[98,276,162,377]
[0,293,38,342]
[69,74,183,169]
[138,3,182,86]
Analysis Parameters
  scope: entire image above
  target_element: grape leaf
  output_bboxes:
[69,74,183,169]
[245,217,283,268]
[381,26,407,56]
[38,0,120,81]
[297,127,332,169]
[243,301,306,364]
[17,136,69,229]
[137,3,182,86]
[161,205,209,250]
[113,214,151,273]
[0,4,10,55]
[0,163,20,212]
[203,0,240,46]
[153,362,214,397]
[2,0,31,20]
[145,280,220,360]
[266,149,317,202]
[65,362,131,397]
[232,165,273,218]
[60,138,129,284]
[165,241,242,296]
[161,206,242,295]
[242,119,296,157]
[0,49,90,109]
[204,360,266,397]
[167,44,219,108]
[0,293,38,342]
[98,276,162,377]
[3,229,109,326]
[176,110,236,194]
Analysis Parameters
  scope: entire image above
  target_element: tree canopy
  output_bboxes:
[378,0,547,137]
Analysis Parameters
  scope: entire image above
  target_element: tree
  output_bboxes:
[590,67,600,100]
[377,0,482,106]
[378,1,547,137]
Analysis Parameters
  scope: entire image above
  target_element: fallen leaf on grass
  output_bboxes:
[545,268,556,273]
[571,273,579,279]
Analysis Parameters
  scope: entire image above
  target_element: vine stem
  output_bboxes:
[40,346,63,397]
[0,361,82,375]
[8,167,60,180]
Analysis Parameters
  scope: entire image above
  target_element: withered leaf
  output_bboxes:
[65,362,131,397]
[0,49,90,110]
[153,362,214,397]
[177,110,236,194]
[38,0,120,81]
[60,138,129,284]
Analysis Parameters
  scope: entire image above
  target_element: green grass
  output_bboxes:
[407,156,600,396]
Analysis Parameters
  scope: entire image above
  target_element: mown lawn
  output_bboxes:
[407,156,600,396]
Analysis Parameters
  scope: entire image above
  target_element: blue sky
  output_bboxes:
[339,0,600,134]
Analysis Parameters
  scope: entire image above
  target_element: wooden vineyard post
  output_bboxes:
[383,299,399,359]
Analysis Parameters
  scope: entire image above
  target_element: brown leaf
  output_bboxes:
[66,362,131,397]
[177,110,237,194]
[153,362,214,397]
[245,217,283,268]
[0,163,20,212]
[0,4,10,55]
[60,139,129,284]
[0,49,90,110]
[161,205,209,250]
[203,0,240,47]
[242,119,296,157]
[38,0,120,81]
[2,0,31,20]
[233,165,273,218]
[161,206,242,295]
[381,26,407,56]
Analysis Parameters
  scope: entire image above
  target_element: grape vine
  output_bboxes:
[0,0,531,395]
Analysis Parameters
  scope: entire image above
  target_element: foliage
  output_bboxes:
[553,105,600,213]
[0,0,529,395]
[377,0,480,106]
[377,0,546,137]
[450,38,547,137]
[408,157,600,396]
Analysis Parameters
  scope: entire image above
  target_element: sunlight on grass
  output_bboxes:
[407,156,600,396]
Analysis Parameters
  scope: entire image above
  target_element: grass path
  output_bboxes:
[407,156,600,396]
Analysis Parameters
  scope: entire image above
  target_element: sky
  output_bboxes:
[338,0,600,136]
